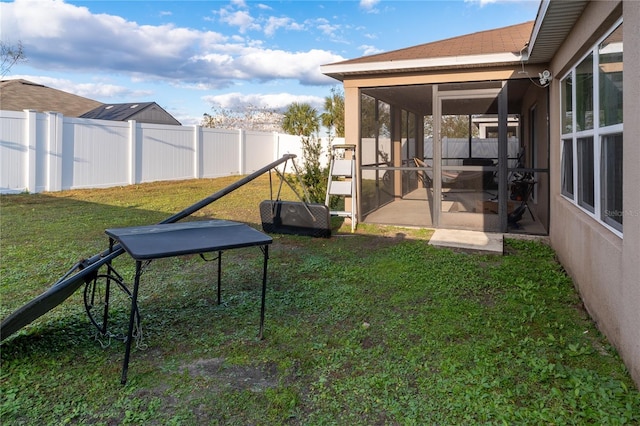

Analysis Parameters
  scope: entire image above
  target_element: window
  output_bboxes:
[561,139,574,197]
[601,134,623,231]
[561,75,573,134]
[576,54,594,132]
[599,24,623,127]
[577,137,594,212]
[559,21,623,235]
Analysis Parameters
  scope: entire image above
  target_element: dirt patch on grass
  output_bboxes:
[183,358,279,392]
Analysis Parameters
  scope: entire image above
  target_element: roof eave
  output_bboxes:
[321,51,527,81]
[525,0,589,63]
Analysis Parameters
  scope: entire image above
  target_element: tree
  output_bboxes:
[441,114,479,138]
[281,102,319,138]
[282,103,327,203]
[1,40,26,77]
[423,115,480,139]
[320,88,344,139]
[202,104,282,132]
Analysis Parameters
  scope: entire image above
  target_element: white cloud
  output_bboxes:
[313,18,341,37]
[231,0,248,8]
[359,0,380,13]
[359,45,384,56]
[1,0,343,88]
[264,16,303,37]
[231,48,343,85]
[218,9,260,33]
[202,92,324,111]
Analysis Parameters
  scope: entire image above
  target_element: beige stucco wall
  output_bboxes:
[620,0,640,388]
[548,0,639,388]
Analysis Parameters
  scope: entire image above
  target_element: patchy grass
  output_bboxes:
[1,176,639,425]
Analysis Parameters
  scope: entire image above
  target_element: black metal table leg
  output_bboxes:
[121,260,141,385]
[217,251,222,305]
[259,245,269,340]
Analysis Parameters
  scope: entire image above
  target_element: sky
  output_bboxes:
[1,0,541,126]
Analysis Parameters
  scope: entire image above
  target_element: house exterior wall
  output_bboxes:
[548,0,639,387]
[621,0,640,388]
[130,105,181,126]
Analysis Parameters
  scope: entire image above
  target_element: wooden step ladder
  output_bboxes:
[325,144,357,232]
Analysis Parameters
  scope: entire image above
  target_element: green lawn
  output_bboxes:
[1,176,639,425]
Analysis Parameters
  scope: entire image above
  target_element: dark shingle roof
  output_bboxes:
[80,102,181,125]
[0,79,103,116]
[80,102,155,121]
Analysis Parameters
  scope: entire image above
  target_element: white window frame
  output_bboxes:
[559,18,623,238]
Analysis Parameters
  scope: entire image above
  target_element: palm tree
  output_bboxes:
[282,102,319,139]
[321,88,345,139]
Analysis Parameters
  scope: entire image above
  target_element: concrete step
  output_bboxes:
[429,229,504,254]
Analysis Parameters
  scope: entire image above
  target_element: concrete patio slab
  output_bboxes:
[429,229,504,254]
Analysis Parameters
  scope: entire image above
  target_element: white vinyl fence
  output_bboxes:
[1,110,341,194]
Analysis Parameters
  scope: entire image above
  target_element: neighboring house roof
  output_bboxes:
[80,102,181,125]
[0,79,103,117]
[0,79,181,125]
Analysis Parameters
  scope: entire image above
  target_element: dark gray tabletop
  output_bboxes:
[105,220,272,260]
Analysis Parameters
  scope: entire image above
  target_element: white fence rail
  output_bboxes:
[1,110,341,194]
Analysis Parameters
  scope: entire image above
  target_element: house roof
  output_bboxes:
[321,21,534,80]
[82,102,155,120]
[321,0,590,80]
[0,79,103,117]
[335,21,533,66]
[80,102,152,121]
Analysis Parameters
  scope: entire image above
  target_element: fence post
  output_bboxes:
[238,129,245,175]
[45,112,64,192]
[23,109,38,193]
[193,125,201,179]
[128,120,137,185]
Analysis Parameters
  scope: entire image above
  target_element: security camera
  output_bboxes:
[538,70,552,86]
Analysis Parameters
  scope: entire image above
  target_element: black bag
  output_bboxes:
[259,200,331,238]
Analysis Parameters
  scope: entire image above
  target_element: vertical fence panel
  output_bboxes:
[201,128,240,178]
[66,118,131,189]
[138,123,195,183]
[275,134,303,163]
[0,111,28,193]
[244,130,276,173]
[46,112,64,192]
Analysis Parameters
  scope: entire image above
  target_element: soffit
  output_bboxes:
[526,0,589,64]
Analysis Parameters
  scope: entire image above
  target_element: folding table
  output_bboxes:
[105,220,272,384]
